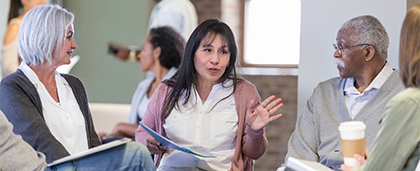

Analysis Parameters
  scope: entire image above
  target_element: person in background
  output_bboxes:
[341,4,420,171]
[0,110,156,170]
[111,0,197,61]
[99,26,185,140]
[0,4,153,167]
[2,0,46,77]
[281,15,404,170]
[148,0,197,40]
[136,19,283,171]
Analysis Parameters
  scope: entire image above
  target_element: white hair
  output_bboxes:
[18,4,74,65]
[341,15,389,60]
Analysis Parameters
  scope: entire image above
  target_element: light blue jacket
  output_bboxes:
[126,67,177,124]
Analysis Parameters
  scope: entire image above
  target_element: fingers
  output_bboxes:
[265,97,282,109]
[354,154,366,165]
[260,95,276,108]
[146,136,164,154]
[97,132,107,138]
[261,96,284,117]
[268,102,283,115]
[248,100,256,114]
[341,164,356,171]
[269,113,283,122]
[365,149,369,158]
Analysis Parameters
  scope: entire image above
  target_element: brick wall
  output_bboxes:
[190,0,222,23]
[243,75,297,171]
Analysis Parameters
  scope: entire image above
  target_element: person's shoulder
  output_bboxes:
[137,76,155,87]
[316,77,341,88]
[236,79,256,91]
[390,88,420,105]
[156,81,172,92]
[60,73,83,86]
[385,69,405,89]
[1,69,27,83]
[3,23,20,45]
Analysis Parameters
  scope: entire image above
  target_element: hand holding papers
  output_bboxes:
[140,123,216,158]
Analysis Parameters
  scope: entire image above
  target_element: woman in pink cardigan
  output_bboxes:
[135,19,283,171]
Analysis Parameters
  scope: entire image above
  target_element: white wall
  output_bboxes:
[297,0,406,115]
[0,0,10,78]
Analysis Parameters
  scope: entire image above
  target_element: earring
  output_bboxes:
[365,58,369,62]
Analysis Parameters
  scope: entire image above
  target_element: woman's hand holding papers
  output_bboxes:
[146,136,167,154]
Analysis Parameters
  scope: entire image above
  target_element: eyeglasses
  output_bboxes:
[333,43,370,56]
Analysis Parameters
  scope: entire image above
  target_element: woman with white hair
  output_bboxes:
[0,5,155,169]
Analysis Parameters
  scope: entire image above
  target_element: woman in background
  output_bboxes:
[341,4,420,171]
[0,5,154,169]
[99,26,184,140]
[2,0,45,77]
[136,19,283,170]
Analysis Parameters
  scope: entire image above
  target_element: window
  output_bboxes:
[243,0,301,67]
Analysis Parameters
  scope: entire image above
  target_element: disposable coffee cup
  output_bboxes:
[338,121,366,168]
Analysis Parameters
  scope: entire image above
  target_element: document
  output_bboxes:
[140,123,216,158]
[47,138,132,167]
[286,157,334,171]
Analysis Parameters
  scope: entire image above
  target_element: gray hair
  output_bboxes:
[341,15,389,60]
[18,4,74,65]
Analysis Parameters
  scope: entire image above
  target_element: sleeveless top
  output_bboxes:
[2,18,22,77]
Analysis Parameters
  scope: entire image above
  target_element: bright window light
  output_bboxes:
[244,0,301,65]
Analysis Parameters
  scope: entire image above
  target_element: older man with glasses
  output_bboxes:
[281,15,405,170]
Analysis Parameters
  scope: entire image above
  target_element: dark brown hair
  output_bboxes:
[8,0,23,22]
[160,19,242,122]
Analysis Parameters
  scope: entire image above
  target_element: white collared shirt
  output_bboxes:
[160,80,238,170]
[344,62,393,119]
[19,63,88,155]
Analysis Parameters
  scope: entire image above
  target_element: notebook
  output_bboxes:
[47,138,132,167]
[140,123,216,158]
[286,157,334,171]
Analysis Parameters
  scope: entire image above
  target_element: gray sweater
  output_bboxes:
[0,110,46,171]
[285,70,404,170]
[0,69,101,163]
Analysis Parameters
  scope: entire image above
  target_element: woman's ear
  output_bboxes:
[153,46,161,59]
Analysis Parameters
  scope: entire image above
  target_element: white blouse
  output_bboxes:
[19,63,88,155]
[160,80,238,170]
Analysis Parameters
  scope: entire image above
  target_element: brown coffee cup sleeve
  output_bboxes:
[340,137,366,157]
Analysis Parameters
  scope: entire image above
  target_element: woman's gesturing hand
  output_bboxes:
[246,95,283,130]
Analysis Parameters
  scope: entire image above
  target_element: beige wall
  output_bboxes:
[63,0,151,103]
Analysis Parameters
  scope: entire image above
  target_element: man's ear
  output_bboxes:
[364,45,375,61]
[153,46,161,59]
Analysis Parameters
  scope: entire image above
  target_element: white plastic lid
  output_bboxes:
[338,121,366,140]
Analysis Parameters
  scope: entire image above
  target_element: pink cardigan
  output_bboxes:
[135,80,268,171]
